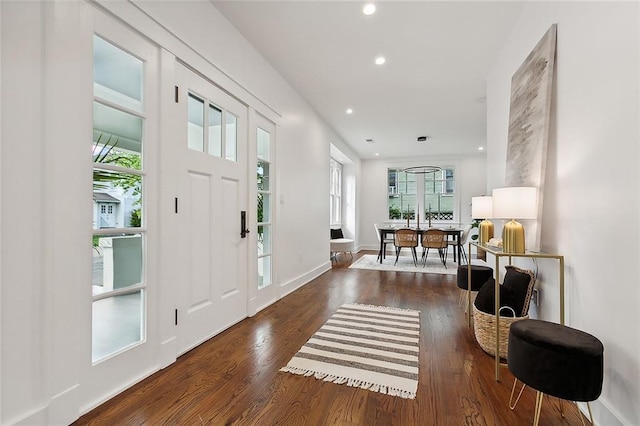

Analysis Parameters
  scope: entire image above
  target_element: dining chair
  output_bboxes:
[421,229,448,268]
[393,228,419,266]
[448,223,473,263]
[374,223,394,262]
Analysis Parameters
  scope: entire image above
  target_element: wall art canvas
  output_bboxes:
[505,24,557,251]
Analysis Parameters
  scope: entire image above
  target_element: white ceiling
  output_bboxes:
[212,1,525,160]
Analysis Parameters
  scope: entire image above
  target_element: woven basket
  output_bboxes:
[473,305,528,359]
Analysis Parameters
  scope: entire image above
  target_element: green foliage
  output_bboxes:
[470,219,480,240]
[93,133,141,208]
[389,206,402,219]
[130,209,142,227]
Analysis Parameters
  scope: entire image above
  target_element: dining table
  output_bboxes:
[377,226,463,264]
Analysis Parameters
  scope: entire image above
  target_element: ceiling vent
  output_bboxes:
[365,138,375,143]
[417,136,428,142]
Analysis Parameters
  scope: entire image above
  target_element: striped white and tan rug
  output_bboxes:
[280,303,420,399]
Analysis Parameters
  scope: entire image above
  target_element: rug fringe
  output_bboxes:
[342,303,420,315]
[279,366,416,399]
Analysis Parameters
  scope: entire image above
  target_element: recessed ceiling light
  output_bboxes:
[346,108,353,114]
[478,146,485,151]
[363,4,376,15]
[375,56,386,65]
[375,153,379,156]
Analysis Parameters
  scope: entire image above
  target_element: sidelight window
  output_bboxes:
[257,127,272,289]
[92,35,146,363]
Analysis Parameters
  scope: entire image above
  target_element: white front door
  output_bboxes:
[99,203,116,228]
[174,63,249,354]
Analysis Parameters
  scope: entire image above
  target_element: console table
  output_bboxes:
[468,241,565,381]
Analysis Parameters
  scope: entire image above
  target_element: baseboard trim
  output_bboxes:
[280,261,331,298]
[8,383,80,426]
[578,397,626,426]
[160,337,177,369]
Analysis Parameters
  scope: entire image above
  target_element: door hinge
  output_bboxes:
[175,86,179,103]
[175,308,178,325]
[175,197,179,213]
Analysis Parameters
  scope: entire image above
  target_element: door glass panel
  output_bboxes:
[258,256,272,289]
[257,161,269,191]
[258,193,270,223]
[93,169,142,229]
[187,94,204,152]
[92,234,143,294]
[92,290,144,362]
[93,102,142,169]
[93,35,143,113]
[225,112,237,162]
[257,127,270,161]
[258,225,271,256]
[208,104,222,157]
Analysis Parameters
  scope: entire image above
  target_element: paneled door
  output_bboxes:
[174,63,249,354]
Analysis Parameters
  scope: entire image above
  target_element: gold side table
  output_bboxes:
[468,241,565,381]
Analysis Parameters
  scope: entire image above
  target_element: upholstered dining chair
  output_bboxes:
[374,223,394,262]
[393,228,419,266]
[449,223,473,264]
[421,229,448,268]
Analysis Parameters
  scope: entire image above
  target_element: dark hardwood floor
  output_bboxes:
[74,251,587,425]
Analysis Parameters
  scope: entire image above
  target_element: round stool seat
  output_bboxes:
[508,319,604,402]
[456,264,493,291]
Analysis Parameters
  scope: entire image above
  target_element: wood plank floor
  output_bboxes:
[74,251,587,425]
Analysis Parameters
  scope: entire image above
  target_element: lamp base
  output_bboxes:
[478,220,494,244]
[478,220,494,261]
[502,219,525,253]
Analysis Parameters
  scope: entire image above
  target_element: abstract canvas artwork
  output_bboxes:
[505,24,557,251]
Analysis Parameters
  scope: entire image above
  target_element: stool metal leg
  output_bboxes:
[575,401,587,426]
[574,401,595,426]
[533,391,544,426]
[586,401,595,425]
[509,377,527,410]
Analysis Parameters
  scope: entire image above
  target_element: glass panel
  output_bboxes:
[258,225,271,256]
[225,113,237,162]
[93,169,142,229]
[258,193,270,223]
[93,36,143,112]
[93,102,142,169]
[257,127,270,161]
[92,290,144,362]
[257,161,270,191]
[187,94,204,152]
[208,104,222,157]
[258,256,272,289]
[388,169,416,220]
[92,233,143,293]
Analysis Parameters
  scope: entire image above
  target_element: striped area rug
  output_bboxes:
[280,303,420,399]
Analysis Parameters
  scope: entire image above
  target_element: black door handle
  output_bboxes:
[240,211,250,238]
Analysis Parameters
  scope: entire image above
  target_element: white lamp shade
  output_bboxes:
[492,187,537,219]
[471,196,493,219]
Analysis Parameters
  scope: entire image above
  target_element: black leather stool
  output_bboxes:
[456,264,493,315]
[508,319,604,426]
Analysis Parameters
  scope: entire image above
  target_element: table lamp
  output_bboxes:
[492,187,537,253]
[471,196,494,245]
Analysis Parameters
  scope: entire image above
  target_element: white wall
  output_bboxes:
[359,155,487,250]
[487,3,639,424]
